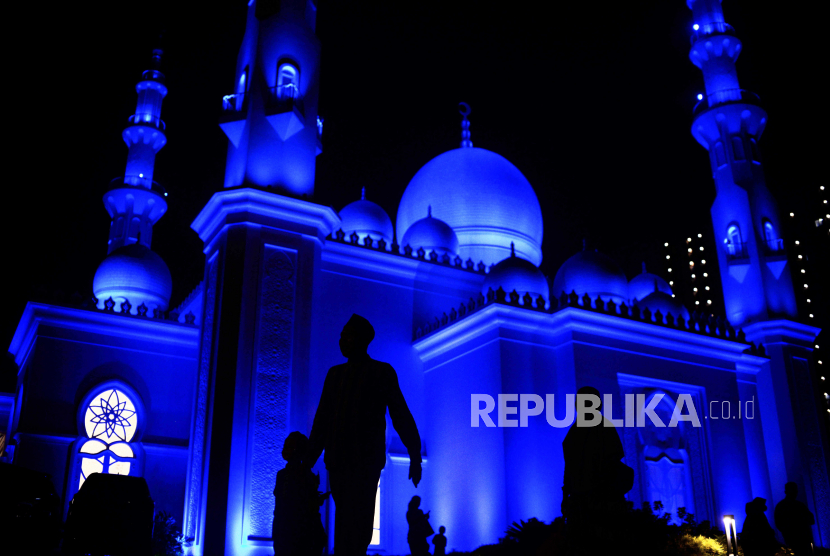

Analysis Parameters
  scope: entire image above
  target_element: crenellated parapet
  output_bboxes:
[327,227,489,273]
[415,286,766,356]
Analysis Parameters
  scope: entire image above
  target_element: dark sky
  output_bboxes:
[5,0,824,349]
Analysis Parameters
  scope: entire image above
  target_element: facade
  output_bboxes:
[4,1,828,555]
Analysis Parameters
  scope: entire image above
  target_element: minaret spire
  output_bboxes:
[687,0,796,327]
[103,47,170,254]
[459,102,472,148]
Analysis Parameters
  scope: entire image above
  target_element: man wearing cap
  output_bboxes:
[306,314,422,556]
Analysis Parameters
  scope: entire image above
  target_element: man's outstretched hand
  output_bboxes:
[409,460,422,487]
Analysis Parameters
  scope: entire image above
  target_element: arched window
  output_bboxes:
[639,391,694,525]
[235,67,248,111]
[277,62,299,100]
[749,138,760,163]
[68,382,145,501]
[725,223,743,259]
[714,142,726,168]
[763,219,782,252]
[731,137,745,161]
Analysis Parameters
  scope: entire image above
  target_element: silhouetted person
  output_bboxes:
[406,496,433,556]
[306,314,422,556]
[562,387,627,518]
[775,482,815,555]
[742,497,780,556]
[273,432,328,556]
[432,525,447,556]
[561,386,629,555]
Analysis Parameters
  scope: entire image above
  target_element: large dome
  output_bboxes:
[400,208,459,258]
[93,243,172,315]
[551,250,628,305]
[338,198,393,245]
[396,148,543,267]
[483,248,549,303]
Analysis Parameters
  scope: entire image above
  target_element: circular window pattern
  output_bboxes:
[83,388,138,443]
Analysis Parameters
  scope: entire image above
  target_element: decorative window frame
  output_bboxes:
[66,380,147,506]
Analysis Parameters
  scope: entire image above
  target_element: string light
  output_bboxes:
[697,233,702,238]
[664,242,669,247]
[699,246,704,251]
[703,273,708,277]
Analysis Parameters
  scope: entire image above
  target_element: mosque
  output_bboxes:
[4,0,828,554]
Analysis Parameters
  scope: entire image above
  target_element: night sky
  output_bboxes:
[5,0,824,350]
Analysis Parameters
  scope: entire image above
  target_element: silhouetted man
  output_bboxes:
[562,386,627,525]
[306,314,422,556]
[775,482,815,555]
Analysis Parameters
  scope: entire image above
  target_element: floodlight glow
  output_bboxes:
[723,515,737,556]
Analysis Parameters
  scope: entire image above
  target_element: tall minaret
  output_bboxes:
[219,0,322,194]
[92,48,171,315]
[105,47,169,253]
[688,1,828,545]
[687,0,796,328]
[185,2,338,554]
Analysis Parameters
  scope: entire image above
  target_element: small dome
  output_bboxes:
[629,266,672,304]
[636,290,690,322]
[551,249,628,304]
[93,243,172,315]
[397,148,543,267]
[338,196,393,245]
[483,246,549,303]
[401,207,459,258]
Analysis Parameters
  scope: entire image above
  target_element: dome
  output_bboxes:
[629,268,672,304]
[396,148,543,267]
[400,207,459,258]
[483,246,549,303]
[338,197,393,245]
[93,243,172,315]
[636,291,690,322]
[551,249,628,304]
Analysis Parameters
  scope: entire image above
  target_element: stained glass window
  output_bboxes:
[77,388,139,490]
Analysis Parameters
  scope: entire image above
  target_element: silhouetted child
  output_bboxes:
[273,432,329,556]
[775,482,815,555]
[406,495,434,556]
[741,497,780,556]
[432,525,447,556]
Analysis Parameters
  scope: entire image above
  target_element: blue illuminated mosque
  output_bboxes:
[4,0,828,554]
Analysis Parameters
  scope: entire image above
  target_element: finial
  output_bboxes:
[459,102,472,148]
[582,238,587,251]
[510,242,516,257]
[641,261,647,274]
[361,186,366,200]
[428,205,432,217]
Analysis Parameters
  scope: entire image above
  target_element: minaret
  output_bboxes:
[185,2,338,554]
[219,0,322,194]
[106,47,169,253]
[687,0,795,328]
[92,48,172,315]
[688,1,828,544]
